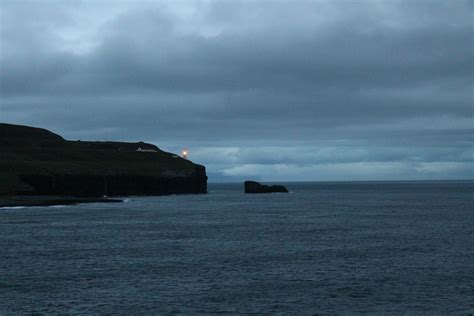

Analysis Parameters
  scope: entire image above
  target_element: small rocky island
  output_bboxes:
[244,181,289,194]
[0,123,207,207]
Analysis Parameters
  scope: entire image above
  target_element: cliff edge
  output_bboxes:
[0,123,207,197]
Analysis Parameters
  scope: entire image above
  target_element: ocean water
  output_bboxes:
[1,181,473,314]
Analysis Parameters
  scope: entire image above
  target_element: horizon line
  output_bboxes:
[208,179,474,184]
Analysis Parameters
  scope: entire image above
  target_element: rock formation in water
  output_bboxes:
[244,181,288,194]
[0,123,207,197]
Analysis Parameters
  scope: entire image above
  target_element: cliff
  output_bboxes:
[0,123,207,197]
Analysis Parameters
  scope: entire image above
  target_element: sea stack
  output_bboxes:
[244,181,289,194]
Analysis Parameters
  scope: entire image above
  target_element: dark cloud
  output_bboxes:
[1,0,472,181]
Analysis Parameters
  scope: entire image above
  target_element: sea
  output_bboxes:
[1,181,473,314]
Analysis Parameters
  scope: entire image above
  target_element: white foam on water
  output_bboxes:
[0,206,26,210]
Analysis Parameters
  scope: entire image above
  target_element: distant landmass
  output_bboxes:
[0,123,207,200]
[244,180,289,194]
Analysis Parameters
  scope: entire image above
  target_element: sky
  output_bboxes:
[0,0,473,182]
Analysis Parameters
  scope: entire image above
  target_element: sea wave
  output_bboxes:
[0,206,26,210]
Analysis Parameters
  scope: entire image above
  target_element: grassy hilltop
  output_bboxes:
[0,123,205,196]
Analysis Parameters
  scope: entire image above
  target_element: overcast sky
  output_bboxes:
[1,0,472,181]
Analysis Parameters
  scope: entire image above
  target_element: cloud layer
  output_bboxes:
[1,0,472,181]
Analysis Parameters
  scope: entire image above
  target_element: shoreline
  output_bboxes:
[0,196,123,208]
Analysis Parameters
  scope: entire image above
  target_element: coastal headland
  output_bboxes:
[0,123,207,206]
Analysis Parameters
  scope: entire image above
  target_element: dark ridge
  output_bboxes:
[0,123,207,198]
[0,123,64,143]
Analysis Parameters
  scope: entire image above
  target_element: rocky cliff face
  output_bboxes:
[18,167,207,197]
[0,123,207,197]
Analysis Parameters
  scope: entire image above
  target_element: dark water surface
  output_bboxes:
[1,181,473,314]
